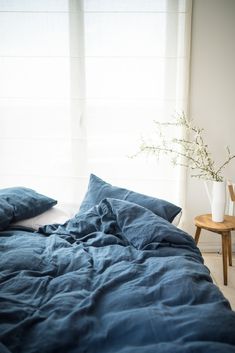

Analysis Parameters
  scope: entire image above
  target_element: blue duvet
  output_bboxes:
[0,198,235,353]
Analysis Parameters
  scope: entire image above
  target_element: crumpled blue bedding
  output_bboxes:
[0,198,235,353]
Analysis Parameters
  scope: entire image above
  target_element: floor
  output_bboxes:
[202,252,235,310]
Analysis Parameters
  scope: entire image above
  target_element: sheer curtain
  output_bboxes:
[0,0,87,203]
[83,0,192,207]
[0,0,192,208]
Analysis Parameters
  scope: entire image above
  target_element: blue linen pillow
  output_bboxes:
[79,174,181,223]
[0,187,57,230]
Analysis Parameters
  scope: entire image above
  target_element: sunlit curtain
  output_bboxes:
[83,0,192,207]
[0,0,87,203]
[0,0,192,207]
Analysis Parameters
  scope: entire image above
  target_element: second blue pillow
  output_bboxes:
[79,174,181,223]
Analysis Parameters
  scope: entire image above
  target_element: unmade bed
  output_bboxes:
[0,175,235,353]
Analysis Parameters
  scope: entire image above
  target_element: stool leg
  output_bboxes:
[228,232,232,266]
[221,232,228,285]
[194,227,201,245]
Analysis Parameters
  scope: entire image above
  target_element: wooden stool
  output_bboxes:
[194,214,235,285]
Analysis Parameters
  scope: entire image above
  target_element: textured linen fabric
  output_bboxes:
[0,198,235,353]
[79,174,181,223]
[0,187,57,230]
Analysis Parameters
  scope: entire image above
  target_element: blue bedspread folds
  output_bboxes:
[0,198,235,353]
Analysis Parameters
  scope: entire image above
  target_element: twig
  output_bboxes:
[134,113,234,182]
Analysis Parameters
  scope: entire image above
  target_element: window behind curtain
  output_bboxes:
[0,0,87,203]
[83,0,192,206]
[0,0,192,207]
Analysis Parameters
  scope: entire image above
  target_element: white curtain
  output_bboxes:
[0,0,192,207]
[0,0,87,204]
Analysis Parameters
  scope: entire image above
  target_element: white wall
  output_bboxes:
[184,0,235,251]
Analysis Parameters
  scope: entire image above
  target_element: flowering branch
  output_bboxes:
[134,113,235,182]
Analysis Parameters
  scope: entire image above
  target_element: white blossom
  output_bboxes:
[135,113,235,182]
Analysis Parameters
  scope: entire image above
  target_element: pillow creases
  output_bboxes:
[79,174,181,223]
[0,187,57,230]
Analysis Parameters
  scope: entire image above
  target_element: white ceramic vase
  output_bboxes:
[204,180,226,222]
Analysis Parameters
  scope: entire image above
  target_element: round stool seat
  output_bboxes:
[194,214,235,285]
